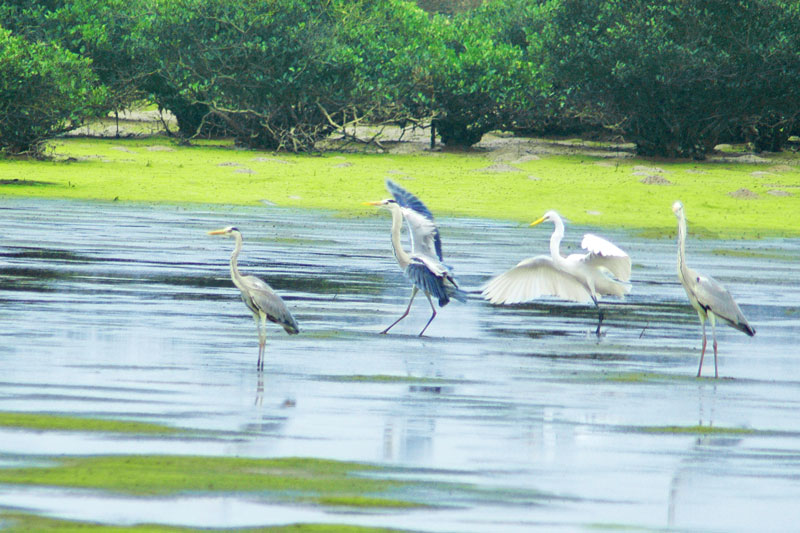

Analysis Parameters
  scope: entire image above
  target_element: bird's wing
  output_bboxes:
[400,207,441,260]
[405,259,447,302]
[580,233,632,281]
[386,179,443,261]
[242,275,299,334]
[481,256,593,305]
[692,273,754,336]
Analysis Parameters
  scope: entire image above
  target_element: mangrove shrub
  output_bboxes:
[0,27,105,155]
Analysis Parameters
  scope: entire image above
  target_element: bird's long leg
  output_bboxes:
[697,319,707,378]
[710,314,719,379]
[255,313,267,371]
[592,296,604,337]
[381,287,418,334]
[418,291,437,337]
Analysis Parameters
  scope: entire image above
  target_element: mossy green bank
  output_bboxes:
[0,412,182,435]
[0,511,404,533]
[0,455,419,508]
[1,137,799,238]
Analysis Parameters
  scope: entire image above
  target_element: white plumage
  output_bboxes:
[482,210,631,335]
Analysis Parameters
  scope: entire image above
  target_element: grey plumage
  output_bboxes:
[672,201,754,378]
[209,226,299,370]
[366,180,466,336]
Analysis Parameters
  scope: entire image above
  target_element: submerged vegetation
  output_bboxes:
[0,412,182,434]
[0,455,417,506]
[0,512,404,533]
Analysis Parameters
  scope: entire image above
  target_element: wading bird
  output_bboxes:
[208,226,299,370]
[672,201,754,378]
[482,210,631,336]
[365,180,466,336]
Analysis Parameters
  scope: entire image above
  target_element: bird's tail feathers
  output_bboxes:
[732,318,755,337]
[282,317,300,335]
[446,284,468,304]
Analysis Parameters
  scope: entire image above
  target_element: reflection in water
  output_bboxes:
[382,384,444,464]
[255,371,264,407]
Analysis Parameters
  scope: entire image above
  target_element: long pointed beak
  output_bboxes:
[363,201,382,206]
[530,216,546,227]
[207,229,228,235]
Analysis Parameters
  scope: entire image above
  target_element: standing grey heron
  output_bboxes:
[208,226,299,370]
[365,180,466,336]
[672,201,754,378]
[482,210,631,336]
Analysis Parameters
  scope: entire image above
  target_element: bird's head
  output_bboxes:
[363,198,399,212]
[530,210,559,227]
[671,201,684,215]
[208,226,241,238]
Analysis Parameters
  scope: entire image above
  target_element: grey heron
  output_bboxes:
[365,180,466,336]
[482,210,631,336]
[208,226,299,370]
[672,201,754,378]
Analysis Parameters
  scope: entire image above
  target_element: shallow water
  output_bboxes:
[1,198,799,531]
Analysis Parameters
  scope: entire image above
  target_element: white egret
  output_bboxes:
[482,210,631,335]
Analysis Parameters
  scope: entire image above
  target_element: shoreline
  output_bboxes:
[2,133,799,239]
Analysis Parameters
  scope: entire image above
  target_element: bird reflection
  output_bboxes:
[382,384,446,463]
[666,382,743,528]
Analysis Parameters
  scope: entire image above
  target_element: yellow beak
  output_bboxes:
[530,216,547,227]
[363,201,382,206]
[207,229,228,235]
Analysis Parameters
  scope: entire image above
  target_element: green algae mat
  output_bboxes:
[1,136,798,238]
[0,512,402,533]
[0,455,415,506]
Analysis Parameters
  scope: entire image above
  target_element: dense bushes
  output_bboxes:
[2,0,799,157]
[137,0,440,150]
[535,0,800,158]
[0,27,105,155]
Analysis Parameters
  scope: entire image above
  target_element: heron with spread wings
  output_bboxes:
[365,180,466,336]
[482,210,631,336]
[208,226,299,370]
[672,201,754,378]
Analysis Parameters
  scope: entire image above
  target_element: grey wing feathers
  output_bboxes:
[242,275,300,334]
[386,179,443,261]
[405,259,466,307]
[401,208,440,260]
[694,274,754,336]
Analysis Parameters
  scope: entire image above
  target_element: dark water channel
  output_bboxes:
[1,198,799,531]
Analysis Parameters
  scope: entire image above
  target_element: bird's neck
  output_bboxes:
[549,218,567,266]
[229,233,246,291]
[676,214,690,279]
[389,208,411,268]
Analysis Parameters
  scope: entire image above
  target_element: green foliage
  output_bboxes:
[0,27,105,155]
[537,0,800,158]
[334,0,438,125]
[48,0,151,117]
[429,1,541,147]
[137,0,432,151]
[3,0,799,155]
[0,0,65,41]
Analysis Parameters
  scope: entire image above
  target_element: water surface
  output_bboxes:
[1,198,799,531]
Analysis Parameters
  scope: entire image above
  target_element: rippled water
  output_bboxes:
[1,198,799,531]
